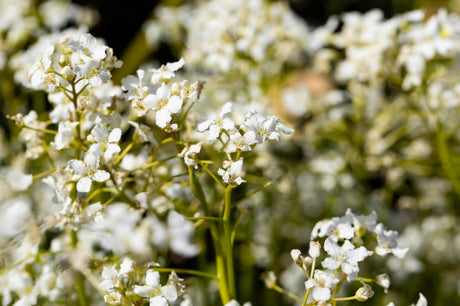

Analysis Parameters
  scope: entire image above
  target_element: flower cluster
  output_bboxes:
[266,210,409,304]
[198,102,293,185]
[2,0,456,305]
[99,258,186,306]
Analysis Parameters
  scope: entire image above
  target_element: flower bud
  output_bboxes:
[309,241,321,258]
[376,273,390,293]
[290,249,303,266]
[356,280,374,302]
[263,271,277,288]
[62,66,76,80]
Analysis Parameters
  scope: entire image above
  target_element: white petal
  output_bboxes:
[156,109,172,128]
[68,159,86,175]
[85,148,102,169]
[145,270,160,287]
[322,257,340,271]
[415,293,427,306]
[166,57,185,72]
[93,170,110,182]
[312,287,331,302]
[156,83,170,99]
[77,177,92,193]
[91,123,108,142]
[109,128,122,143]
[104,144,121,159]
[150,296,168,306]
[161,284,178,302]
[220,102,232,116]
[197,119,212,132]
[133,285,153,298]
[166,96,183,113]
[121,75,139,91]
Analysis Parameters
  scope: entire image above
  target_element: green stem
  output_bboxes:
[32,169,56,180]
[151,267,218,280]
[223,185,236,300]
[333,296,357,302]
[269,283,302,303]
[76,273,88,306]
[186,216,224,222]
[188,167,230,304]
[302,257,317,306]
[114,141,134,166]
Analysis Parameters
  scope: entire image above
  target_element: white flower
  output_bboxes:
[88,123,122,160]
[99,266,120,291]
[243,112,294,144]
[198,102,235,142]
[52,121,79,150]
[218,158,246,185]
[99,258,134,292]
[42,169,72,206]
[151,83,183,128]
[134,270,178,306]
[104,290,122,305]
[224,131,256,153]
[322,238,372,281]
[150,57,185,84]
[305,270,339,302]
[345,209,377,237]
[374,223,409,258]
[67,149,110,193]
[311,214,354,242]
[179,142,202,169]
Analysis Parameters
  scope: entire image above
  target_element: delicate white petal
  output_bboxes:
[156,109,172,128]
[150,296,168,306]
[166,95,183,113]
[133,285,153,298]
[68,159,86,175]
[93,170,110,182]
[161,284,178,302]
[145,270,160,287]
[105,144,121,159]
[77,177,92,193]
[108,128,122,143]
[312,286,331,302]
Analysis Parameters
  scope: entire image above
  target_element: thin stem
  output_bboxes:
[302,257,317,306]
[201,163,226,189]
[223,185,236,300]
[333,296,357,302]
[186,216,224,222]
[23,125,57,135]
[187,167,230,304]
[269,283,302,303]
[32,169,56,180]
[151,267,218,280]
[114,141,134,166]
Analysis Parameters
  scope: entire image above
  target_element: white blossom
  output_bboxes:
[322,238,372,281]
[305,270,339,302]
[198,102,235,142]
[67,149,110,193]
[218,158,246,185]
